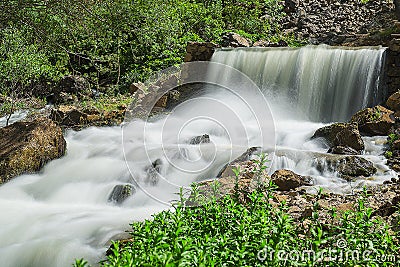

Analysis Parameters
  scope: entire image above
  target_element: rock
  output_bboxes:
[50,105,88,127]
[221,32,251,47]
[328,146,359,155]
[184,42,219,62]
[108,184,135,204]
[350,105,395,136]
[145,159,162,186]
[271,169,312,191]
[53,75,90,104]
[189,134,210,145]
[217,147,261,178]
[386,91,400,111]
[336,156,377,180]
[0,118,66,184]
[129,82,145,94]
[284,0,299,13]
[312,122,364,153]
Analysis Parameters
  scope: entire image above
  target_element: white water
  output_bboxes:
[0,45,395,266]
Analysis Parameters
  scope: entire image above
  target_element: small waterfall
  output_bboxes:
[210,45,386,122]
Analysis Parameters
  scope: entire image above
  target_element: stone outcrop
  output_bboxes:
[271,169,312,191]
[312,123,364,153]
[0,118,66,184]
[350,105,395,136]
[184,42,219,62]
[50,105,126,128]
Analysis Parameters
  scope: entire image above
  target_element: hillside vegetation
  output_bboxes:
[0,0,288,98]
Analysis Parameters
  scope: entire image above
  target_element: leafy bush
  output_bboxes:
[0,0,290,96]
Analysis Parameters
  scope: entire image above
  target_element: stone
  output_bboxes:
[350,105,395,136]
[50,105,88,127]
[217,147,261,178]
[129,82,145,94]
[312,122,364,153]
[271,169,312,191]
[328,146,359,155]
[189,134,210,145]
[221,32,251,47]
[108,184,135,204]
[53,75,90,104]
[184,42,218,62]
[336,156,377,180]
[386,91,400,111]
[0,118,66,184]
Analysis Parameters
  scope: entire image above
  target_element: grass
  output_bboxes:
[74,156,400,267]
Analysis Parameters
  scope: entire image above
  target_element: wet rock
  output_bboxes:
[108,184,135,204]
[328,146,359,155]
[0,118,66,184]
[386,91,400,111]
[189,134,210,145]
[312,122,364,153]
[350,105,395,136]
[221,32,251,47]
[145,159,162,186]
[271,169,312,191]
[320,156,377,181]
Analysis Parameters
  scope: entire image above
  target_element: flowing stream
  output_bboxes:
[0,45,395,266]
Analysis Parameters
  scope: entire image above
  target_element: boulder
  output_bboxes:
[271,169,312,191]
[0,118,66,184]
[350,105,395,136]
[108,184,135,204]
[316,156,377,181]
[386,91,400,111]
[221,32,251,47]
[312,123,364,153]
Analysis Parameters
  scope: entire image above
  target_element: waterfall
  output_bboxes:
[0,45,393,267]
[210,45,387,122]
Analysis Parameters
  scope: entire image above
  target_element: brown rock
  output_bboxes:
[312,123,364,152]
[184,42,218,62]
[271,169,312,191]
[386,91,400,111]
[0,118,66,184]
[350,105,395,136]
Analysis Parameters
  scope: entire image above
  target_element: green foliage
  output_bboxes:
[388,133,399,148]
[75,154,399,266]
[0,0,293,96]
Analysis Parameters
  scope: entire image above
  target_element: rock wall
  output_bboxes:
[282,0,396,46]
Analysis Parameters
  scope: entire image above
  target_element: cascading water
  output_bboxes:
[0,45,395,267]
[211,44,387,122]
